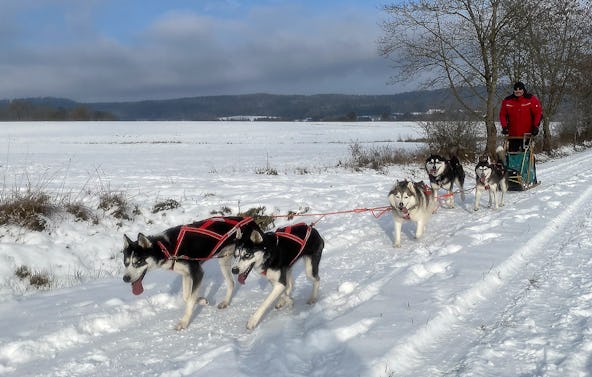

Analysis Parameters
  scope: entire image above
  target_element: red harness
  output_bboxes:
[275,223,312,266]
[157,217,252,267]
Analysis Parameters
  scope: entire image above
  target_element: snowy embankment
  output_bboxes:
[0,122,590,377]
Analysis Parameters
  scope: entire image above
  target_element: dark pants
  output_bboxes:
[507,137,531,152]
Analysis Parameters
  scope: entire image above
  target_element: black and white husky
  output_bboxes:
[121,216,261,330]
[474,146,508,211]
[388,180,437,247]
[232,223,324,330]
[425,151,466,207]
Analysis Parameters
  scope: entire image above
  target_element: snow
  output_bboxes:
[0,121,591,377]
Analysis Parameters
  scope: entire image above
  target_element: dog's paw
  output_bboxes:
[197,297,209,305]
[246,318,259,330]
[393,242,401,248]
[175,321,188,331]
[275,296,293,310]
[217,301,229,309]
[307,298,317,305]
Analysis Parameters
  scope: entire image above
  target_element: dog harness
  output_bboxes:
[274,223,312,267]
[157,216,253,267]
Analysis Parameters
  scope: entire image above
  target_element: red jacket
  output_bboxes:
[499,94,542,136]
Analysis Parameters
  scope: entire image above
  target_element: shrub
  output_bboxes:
[14,265,52,289]
[418,120,481,161]
[340,141,424,171]
[210,206,232,216]
[98,192,132,220]
[238,206,275,230]
[65,203,99,224]
[0,190,54,231]
[152,199,180,213]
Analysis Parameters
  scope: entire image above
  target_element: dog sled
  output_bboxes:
[504,134,539,191]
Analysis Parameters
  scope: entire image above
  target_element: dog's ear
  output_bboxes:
[235,228,242,240]
[137,233,152,248]
[250,230,264,244]
[407,181,416,194]
[123,234,133,250]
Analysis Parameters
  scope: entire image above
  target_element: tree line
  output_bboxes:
[0,100,116,121]
[379,0,592,154]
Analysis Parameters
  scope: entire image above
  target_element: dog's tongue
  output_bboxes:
[238,273,248,285]
[132,279,144,295]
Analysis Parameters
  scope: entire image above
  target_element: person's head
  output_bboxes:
[513,81,526,97]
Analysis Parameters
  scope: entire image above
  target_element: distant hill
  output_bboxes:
[1,90,480,121]
[89,91,475,121]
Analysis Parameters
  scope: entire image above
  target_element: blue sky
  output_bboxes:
[0,0,409,102]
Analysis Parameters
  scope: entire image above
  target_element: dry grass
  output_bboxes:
[0,190,55,231]
[339,141,425,172]
[14,265,52,288]
[238,206,276,230]
[152,198,180,213]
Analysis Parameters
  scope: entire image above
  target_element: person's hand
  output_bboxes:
[501,128,508,135]
[531,127,539,136]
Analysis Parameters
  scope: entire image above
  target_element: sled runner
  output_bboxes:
[504,134,539,191]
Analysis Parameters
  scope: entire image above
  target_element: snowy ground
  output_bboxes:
[0,121,590,377]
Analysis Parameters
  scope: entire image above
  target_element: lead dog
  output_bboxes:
[121,216,261,330]
[232,223,324,330]
[474,146,508,211]
[425,150,466,207]
[388,180,437,247]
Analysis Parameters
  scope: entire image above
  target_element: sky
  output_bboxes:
[0,121,591,376]
[0,0,406,102]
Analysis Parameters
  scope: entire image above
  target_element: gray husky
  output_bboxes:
[121,216,261,330]
[474,146,508,211]
[388,180,437,247]
[232,223,324,330]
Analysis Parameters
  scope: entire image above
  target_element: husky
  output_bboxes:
[388,180,437,248]
[232,223,324,330]
[474,146,508,211]
[425,150,466,207]
[121,216,261,330]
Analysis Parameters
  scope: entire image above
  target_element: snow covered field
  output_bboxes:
[0,121,590,377]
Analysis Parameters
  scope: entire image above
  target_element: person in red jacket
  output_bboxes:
[499,81,543,151]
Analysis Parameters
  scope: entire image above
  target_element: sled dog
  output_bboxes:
[474,146,508,211]
[425,150,466,207]
[232,223,324,330]
[121,216,261,330]
[388,180,437,247]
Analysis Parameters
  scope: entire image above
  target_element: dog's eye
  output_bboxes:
[132,259,146,267]
[243,251,254,259]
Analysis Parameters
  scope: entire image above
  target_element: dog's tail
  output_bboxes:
[495,146,506,166]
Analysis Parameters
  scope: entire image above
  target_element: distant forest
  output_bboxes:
[0,90,488,122]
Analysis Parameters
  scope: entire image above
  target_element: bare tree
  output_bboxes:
[501,0,592,151]
[563,51,592,146]
[379,0,519,156]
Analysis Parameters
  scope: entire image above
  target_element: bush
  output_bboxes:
[340,141,424,171]
[65,203,99,224]
[238,206,275,230]
[152,199,180,213]
[98,192,133,220]
[418,120,481,161]
[15,265,52,289]
[0,190,54,231]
